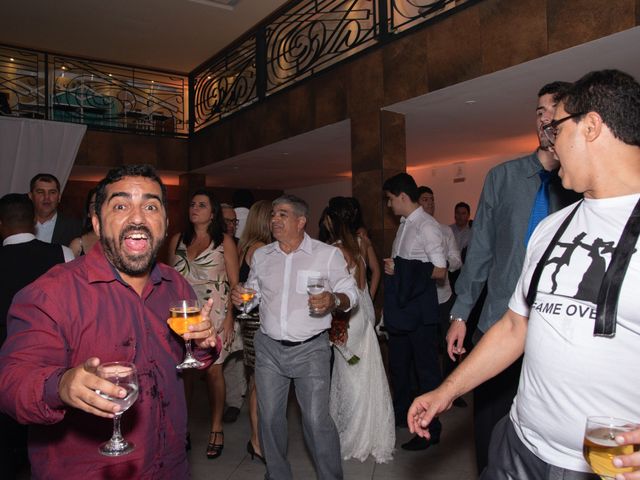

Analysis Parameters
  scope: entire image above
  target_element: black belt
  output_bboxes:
[277,331,324,347]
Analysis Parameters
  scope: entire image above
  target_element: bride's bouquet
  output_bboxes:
[329,309,360,365]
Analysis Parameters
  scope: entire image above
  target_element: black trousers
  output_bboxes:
[388,323,442,435]
[472,328,523,473]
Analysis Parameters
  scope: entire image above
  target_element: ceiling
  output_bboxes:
[0,0,290,73]
[5,0,638,190]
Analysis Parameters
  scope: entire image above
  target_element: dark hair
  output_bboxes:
[538,81,572,103]
[82,187,97,234]
[30,173,60,192]
[0,193,34,227]
[417,186,433,196]
[383,173,419,202]
[94,164,167,222]
[232,189,254,209]
[455,202,470,214]
[182,189,225,249]
[319,204,362,286]
[560,69,640,147]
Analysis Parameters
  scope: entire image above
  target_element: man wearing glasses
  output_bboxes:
[444,81,581,472]
[409,69,640,480]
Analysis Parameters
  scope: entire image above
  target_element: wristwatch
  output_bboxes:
[449,315,466,323]
[332,293,342,311]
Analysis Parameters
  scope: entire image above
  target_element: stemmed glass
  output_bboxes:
[306,276,326,315]
[237,283,256,320]
[583,416,638,479]
[168,299,205,370]
[96,362,139,456]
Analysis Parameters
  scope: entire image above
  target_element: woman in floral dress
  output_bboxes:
[168,189,239,459]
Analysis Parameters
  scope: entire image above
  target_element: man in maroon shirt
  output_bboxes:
[0,164,220,479]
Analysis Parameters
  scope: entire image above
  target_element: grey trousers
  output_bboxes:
[481,416,599,480]
[254,330,343,480]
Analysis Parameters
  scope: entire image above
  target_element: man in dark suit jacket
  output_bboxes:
[382,173,447,451]
[28,173,81,246]
[0,193,70,480]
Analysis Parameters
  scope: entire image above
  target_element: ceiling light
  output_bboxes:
[186,0,240,11]
[10,57,14,62]
[465,100,476,104]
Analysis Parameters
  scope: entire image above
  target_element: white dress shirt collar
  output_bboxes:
[2,232,36,246]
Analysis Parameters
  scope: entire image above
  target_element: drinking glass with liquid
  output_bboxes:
[583,416,639,479]
[306,276,326,315]
[96,362,139,456]
[168,299,205,370]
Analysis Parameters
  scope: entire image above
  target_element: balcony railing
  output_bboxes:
[191,0,476,132]
[0,0,475,136]
[0,45,188,136]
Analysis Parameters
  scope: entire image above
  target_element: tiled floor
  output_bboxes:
[188,376,478,480]
[15,369,478,480]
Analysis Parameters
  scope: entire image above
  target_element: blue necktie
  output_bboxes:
[525,170,551,246]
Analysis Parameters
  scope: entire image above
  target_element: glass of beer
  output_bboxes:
[168,299,205,370]
[237,283,256,319]
[583,416,639,479]
[96,362,139,456]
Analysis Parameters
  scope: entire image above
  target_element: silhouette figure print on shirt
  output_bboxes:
[542,232,623,303]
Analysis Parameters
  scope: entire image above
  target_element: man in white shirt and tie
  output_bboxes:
[382,173,447,451]
[231,194,358,480]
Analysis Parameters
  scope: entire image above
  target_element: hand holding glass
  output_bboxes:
[583,416,639,479]
[168,299,205,370]
[237,284,256,319]
[307,276,326,314]
[96,362,139,456]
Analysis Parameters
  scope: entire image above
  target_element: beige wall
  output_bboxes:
[285,179,352,239]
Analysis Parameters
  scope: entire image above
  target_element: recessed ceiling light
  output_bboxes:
[186,0,240,11]
[465,100,476,104]
[9,57,14,62]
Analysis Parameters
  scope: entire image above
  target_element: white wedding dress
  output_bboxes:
[329,270,395,463]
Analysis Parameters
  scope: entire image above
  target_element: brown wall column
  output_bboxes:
[351,109,406,265]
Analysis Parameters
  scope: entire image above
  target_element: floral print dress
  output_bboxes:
[173,238,230,364]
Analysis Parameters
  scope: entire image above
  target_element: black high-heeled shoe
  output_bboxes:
[247,440,266,464]
[207,431,224,459]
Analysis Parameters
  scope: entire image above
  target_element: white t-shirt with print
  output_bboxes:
[508,194,640,472]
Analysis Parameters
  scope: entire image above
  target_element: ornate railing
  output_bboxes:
[1,0,475,136]
[192,0,475,132]
[0,45,188,136]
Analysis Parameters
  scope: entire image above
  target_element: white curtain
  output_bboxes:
[0,116,87,196]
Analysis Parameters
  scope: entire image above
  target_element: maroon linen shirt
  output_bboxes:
[0,243,218,479]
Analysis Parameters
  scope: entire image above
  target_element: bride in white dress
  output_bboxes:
[320,203,395,463]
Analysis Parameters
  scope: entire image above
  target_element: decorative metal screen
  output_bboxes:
[265,0,379,94]
[0,45,187,136]
[192,37,258,131]
[0,46,45,118]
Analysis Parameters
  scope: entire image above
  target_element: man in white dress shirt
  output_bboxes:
[382,173,447,451]
[231,194,358,480]
[417,186,465,403]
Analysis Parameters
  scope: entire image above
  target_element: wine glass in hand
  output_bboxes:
[168,299,205,370]
[237,283,256,320]
[306,276,326,315]
[96,362,139,456]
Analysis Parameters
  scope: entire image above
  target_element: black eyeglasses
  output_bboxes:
[225,218,239,225]
[542,112,585,145]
